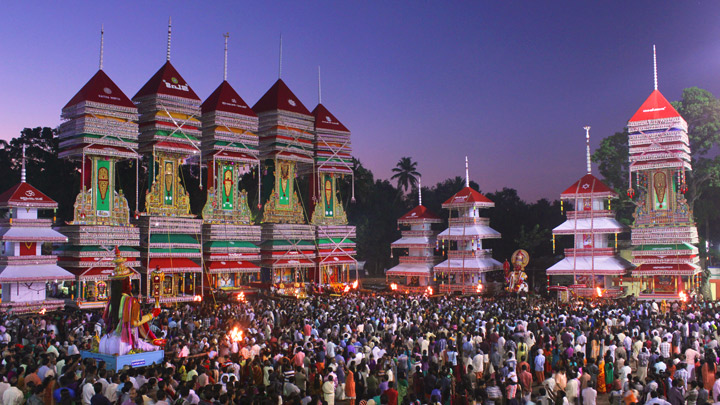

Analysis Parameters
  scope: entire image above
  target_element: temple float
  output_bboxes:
[0,148,74,313]
[82,247,164,371]
[200,34,261,296]
[386,181,442,293]
[627,47,700,300]
[132,20,203,303]
[55,27,142,308]
[310,79,358,291]
[434,158,502,294]
[547,127,632,298]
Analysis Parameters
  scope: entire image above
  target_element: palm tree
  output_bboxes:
[391,157,420,193]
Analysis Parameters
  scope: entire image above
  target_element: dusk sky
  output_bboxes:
[2,2,720,202]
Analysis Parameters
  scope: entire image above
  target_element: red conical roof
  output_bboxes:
[252,79,311,116]
[628,89,682,122]
[64,69,135,109]
[201,81,256,117]
[0,182,57,209]
[312,104,349,132]
[560,174,617,199]
[442,187,493,206]
[133,61,200,101]
[399,205,441,222]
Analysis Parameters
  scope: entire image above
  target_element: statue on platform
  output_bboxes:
[507,249,530,293]
[98,247,162,355]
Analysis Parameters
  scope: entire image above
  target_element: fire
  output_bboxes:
[228,327,243,342]
[193,295,202,302]
[39,307,47,315]
[679,291,688,302]
[476,283,483,293]
[343,285,351,293]
[352,280,358,289]
[425,286,433,296]
[596,287,602,298]
[390,283,398,291]
[236,292,246,302]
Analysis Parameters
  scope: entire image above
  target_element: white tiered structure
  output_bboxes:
[387,180,442,293]
[547,127,632,297]
[0,149,74,313]
[434,158,502,294]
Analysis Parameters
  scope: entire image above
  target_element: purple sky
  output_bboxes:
[2,2,720,201]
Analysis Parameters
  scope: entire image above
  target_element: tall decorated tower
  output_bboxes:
[55,27,142,308]
[200,34,261,292]
[253,47,316,296]
[0,149,74,313]
[627,47,699,300]
[132,19,203,303]
[310,71,357,288]
[434,158,502,294]
[547,127,632,298]
[386,181,442,293]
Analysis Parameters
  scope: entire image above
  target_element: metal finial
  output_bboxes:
[166,17,172,62]
[99,25,104,70]
[21,145,26,183]
[653,45,658,90]
[465,156,469,188]
[418,177,422,206]
[318,66,322,104]
[278,34,283,79]
[584,126,591,174]
[223,32,229,81]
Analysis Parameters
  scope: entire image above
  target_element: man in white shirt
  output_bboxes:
[81,375,97,405]
[581,381,597,405]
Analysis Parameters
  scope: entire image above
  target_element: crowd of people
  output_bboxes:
[0,293,719,405]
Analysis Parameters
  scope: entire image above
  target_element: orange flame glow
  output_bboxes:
[352,280,358,289]
[236,292,246,302]
[425,286,433,295]
[679,291,688,302]
[390,283,398,291]
[193,295,202,302]
[476,283,483,293]
[229,326,243,342]
[596,287,602,297]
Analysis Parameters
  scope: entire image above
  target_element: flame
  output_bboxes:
[425,286,433,296]
[679,291,688,302]
[390,283,398,291]
[193,295,202,302]
[236,292,246,302]
[596,287,602,297]
[343,285,351,293]
[229,326,243,342]
[352,280,358,289]
[39,307,47,315]
[476,283,483,293]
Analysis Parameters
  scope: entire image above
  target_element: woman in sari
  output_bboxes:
[604,354,615,391]
[597,357,607,394]
[397,371,409,405]
[702,354,716,391]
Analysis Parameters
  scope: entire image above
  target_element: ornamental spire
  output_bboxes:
[223,32,229,81]
[653,44,658,91]
[584,126,591,174]
[318,65,322,105]
[166,17,172,62]
[418,177,422,206]
[21,145,26,183]
[465,156,469,188]
[278,33,283,79]
[99,25,104,70]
